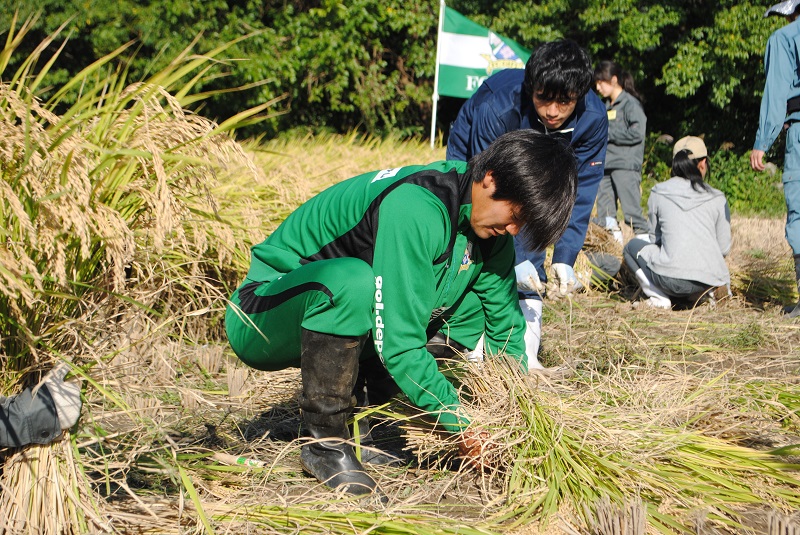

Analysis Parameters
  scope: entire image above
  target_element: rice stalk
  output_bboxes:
[405,356,800,533]
[588,495,647,535]
[1,14,277,364]
[208,503,501,535]
[0,439,111,534]
[0,16,282,535]
[768,511,800,535]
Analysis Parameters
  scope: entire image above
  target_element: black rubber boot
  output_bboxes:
[352,417,403,466]
[425,332,468,359]
[351,356,402,466]
[784,255,800,319]
[298,329,378,495]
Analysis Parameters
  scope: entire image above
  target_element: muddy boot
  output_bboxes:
[425,332,468,359]
[784,255,800,319]
[298,329,378,495]
[351,357,402,466]
[352,416,403,466]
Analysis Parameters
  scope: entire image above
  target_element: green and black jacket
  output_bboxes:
[246,161,527,431]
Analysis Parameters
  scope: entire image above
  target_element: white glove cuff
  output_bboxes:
[44,365,82,430]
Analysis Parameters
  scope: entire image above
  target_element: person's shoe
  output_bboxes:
[425,332,467,359]
[787,256,800,319]
[298,329,380,496]
[361,446,403,466]
[352,418,403,466]
[519,299,543,369]
[784,301,800,319]
[300,438,378,495]
[645,296,671,309]
[633,296,671,310]
[359,444,403,466]
[633,269,672,309]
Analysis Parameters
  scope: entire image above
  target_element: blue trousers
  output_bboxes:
[784,122,800,256]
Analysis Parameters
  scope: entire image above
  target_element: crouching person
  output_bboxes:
[624,136,732,309]
[224,131,577,496]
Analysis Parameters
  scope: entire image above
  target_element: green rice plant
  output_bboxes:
[210,504,500,535]
[733,381,800,435]
[0,15,282,534]
[435,357,800,533]
[0,16,279,366]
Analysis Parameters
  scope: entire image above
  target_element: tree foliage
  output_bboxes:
[454,0,783,151]
[0,0,787,151]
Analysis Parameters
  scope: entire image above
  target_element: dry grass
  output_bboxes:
[250,131,446,206]
[54,287,798,534]
[27,142,791,534]
[2,85,800,534]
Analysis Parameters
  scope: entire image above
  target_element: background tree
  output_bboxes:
[451,0,782,152]
[0,0,785,153]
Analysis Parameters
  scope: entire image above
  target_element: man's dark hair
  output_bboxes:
[523,39,593,102]
[672,150,711,193]
[467,130,577,251]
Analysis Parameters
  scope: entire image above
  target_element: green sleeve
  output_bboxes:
[371,185,470,433]
[473,236,528,369]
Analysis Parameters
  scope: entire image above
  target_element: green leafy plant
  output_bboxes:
[708,148,786,216]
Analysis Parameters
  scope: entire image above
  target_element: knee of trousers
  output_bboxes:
[298,257,376,338]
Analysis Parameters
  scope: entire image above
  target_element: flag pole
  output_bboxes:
[430,0,445,150]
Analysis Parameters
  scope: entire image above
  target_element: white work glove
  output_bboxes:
[519,299,544,369]
[514,260,545,294]
[551,263,578,297]
[44,364,83,430]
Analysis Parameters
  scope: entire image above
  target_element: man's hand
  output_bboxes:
[515,260,545,294]
[551,263,578,296]
[43,364,83,430]
[458,429,493,471]
[750,149,766,171]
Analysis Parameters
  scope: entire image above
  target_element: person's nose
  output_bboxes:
[506,223,520,236]
[546,102,560,117]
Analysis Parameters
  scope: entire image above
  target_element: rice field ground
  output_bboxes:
[6,133,799,535]
[1,83,799,534]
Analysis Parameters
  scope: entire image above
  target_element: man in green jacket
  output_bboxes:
[225,131,577,496]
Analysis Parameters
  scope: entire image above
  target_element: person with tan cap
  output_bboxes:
[623,136,731,309]
[750,0,800,317]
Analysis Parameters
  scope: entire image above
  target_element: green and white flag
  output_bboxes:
[435,6,531,99]
[430,2,531,147]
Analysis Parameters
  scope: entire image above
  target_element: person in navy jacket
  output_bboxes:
[447,39,608,368]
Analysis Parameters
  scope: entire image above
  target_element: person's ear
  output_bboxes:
[482,171,496,189]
